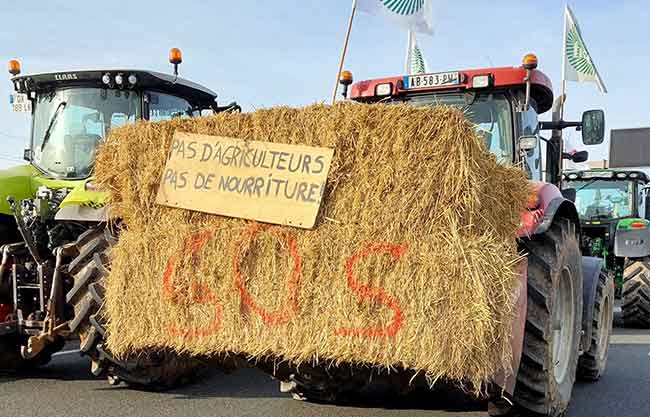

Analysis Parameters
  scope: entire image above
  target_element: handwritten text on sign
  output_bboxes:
[156,132,335,229]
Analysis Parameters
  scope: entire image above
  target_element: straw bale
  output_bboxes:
[94,103,531,390]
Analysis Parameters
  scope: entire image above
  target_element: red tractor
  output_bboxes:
[275,54,614,417]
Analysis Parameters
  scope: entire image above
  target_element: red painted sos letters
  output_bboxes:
[233,223,302,326]
[334,243,408,339]
[162,225,407,340]
[163,230,223,340]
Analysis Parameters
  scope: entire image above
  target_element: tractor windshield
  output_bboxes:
[32,88,141,179]
[566,179,635,220]
[393,93,514,165]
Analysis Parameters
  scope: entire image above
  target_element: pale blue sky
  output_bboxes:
[1,0,647,168]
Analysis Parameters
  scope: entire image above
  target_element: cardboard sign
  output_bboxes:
[156,132,334,229]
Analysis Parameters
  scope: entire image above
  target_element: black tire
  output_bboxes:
[66,227,204,389]
[577,271,613,381]
[508,220,583,417]
[622,260,650,328]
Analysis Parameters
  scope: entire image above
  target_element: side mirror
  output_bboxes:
[582,110,605,145]
[563,150,589,163]
[518,135,538,152]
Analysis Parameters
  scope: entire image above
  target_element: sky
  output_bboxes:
[0,0,648,169]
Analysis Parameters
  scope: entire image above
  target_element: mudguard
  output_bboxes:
[519,182,580,237]
[580,256,603,352]
[614,218,650,258]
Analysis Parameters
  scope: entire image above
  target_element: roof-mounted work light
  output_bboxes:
[522,53,538,111]
[8,59,21,76]
[339,70,353,99]
[169,48,183,76]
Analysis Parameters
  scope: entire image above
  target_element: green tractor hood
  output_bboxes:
[0,164,107,216]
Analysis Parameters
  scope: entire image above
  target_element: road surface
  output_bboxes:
[1,324,648,417]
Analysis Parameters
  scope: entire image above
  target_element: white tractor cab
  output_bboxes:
[8,49,239,180]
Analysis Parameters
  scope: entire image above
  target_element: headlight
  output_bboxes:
[375,83,392,96]
[472,75,491,88]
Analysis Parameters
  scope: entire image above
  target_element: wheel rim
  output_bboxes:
[597,290,613,362]
[552,266,575,385]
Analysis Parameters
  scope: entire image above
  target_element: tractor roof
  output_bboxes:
[11,69,218,108]
[350,66,554,113]
[564,169,649,183]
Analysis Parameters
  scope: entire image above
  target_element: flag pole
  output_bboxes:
[405,30,413,75]
[331,0,357,105]
[558,4,569,178]
[560,4,568,121]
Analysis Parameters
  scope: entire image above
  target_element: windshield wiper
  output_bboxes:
[40,101,67,152]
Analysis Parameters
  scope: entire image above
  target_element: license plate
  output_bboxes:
[403,72,460,90]
[9,93,32,113]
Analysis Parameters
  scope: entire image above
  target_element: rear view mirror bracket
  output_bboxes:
[538,109,605,146]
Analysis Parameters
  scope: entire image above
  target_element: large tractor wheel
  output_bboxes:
[577,271,613,381]
[622,260,650,328]
[509,220,583,417]
[65,227,203,389]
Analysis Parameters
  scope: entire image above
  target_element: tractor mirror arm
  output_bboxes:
[212,101,242,114]
[538,120,582,131]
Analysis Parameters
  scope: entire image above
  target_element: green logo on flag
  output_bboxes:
[381,0,425,16]
[411,45,426,74]
[566,26,596,76]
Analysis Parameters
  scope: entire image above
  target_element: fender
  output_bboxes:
[519,182,580,237]
[580,256,603,352]
[533,197,580,235]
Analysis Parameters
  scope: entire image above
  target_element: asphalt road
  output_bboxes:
[1,321,649,417]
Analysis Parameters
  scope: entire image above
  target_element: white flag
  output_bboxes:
[405,31,428,74]
[357,0,434,35]
[563,5,607,93]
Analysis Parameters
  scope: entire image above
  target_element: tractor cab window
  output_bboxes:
[397,93,514,165]
[566,179,635,220]
[147,92,199,121]
[520,104,541,180]
[32,88,140,179]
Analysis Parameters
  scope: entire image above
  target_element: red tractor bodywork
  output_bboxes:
[348,65,577,395]
[350,66,554,113]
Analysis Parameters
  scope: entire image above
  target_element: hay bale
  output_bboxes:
[94,103,531,390]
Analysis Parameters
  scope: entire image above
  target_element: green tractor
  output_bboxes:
[563,169,650,327]
[0,51,238,385]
